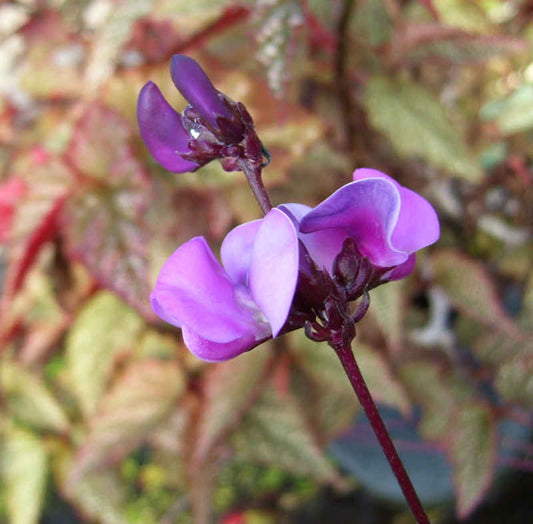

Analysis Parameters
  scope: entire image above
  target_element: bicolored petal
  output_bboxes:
[248,209,299,336]
[300,178,406,267]
[150,236,260,343]
[353,168,440,254]
[220,219,262,287]
[170,55,234,129]
[137,81,198,173]
[182,326,261,362]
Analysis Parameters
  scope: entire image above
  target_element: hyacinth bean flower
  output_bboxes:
[151,208,299,361]
[282,168,440,282]
[151,168,439,360]
[137,55,263,174]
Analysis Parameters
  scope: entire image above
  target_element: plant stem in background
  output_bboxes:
[333,341,431,524]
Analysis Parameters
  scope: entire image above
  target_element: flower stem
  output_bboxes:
[240,162,273,215]
[332,341,431,524]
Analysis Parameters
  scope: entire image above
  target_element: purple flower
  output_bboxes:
[150,208,299,361]
[137,55,263,174]
[282,168,440,281]
[151,168,439,360]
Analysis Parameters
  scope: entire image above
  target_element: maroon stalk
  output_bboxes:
[240,161,273,215]
[333,341,431,524]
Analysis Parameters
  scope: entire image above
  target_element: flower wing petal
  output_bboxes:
[137,82,198,173]
[249,209,299,336]
[353,168,440,253]
[150,237,259,343]
[300,178,406,267]
[182,326,261,362]
[220,219,262,287]
[170,55,233,127]
[390,186,440,254]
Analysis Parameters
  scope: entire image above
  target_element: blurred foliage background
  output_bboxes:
[0,1,532,523]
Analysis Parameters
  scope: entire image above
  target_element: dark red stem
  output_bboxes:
[240,162,272,215]
[333,342,431,524]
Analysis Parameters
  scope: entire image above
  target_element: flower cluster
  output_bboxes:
[139,56,440,361]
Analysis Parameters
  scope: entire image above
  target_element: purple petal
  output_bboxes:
[220,219,262,287]
[248,209,299,336]
[382,254,416,281]
[137,82,198,173]
[170,55,233,129]
[280,203,347,273]
[278,203,312,224]
[353,168,440,253]
[182,326,260,362]
[150,237,260,343]
[300,178,406,267]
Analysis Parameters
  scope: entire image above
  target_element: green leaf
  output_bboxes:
[70,469,132,524]
[355,344,411,415]
[365,76,482,181]
[1,360,69,433]
[352,0,392,46]
[288,331,355,395]
[287,332,359,441]
[481,85,533,135]
[368,280,404,352]
[290,331,410,416]
[448,402,496,519]
[232,388,338,482]
[399,361,455,439]
[433,0,491,33]
[69,359,185,485]
[495,356,533,409]
[65,291,144,417]
[1,426,48,524]
[194,346,272,462]
[432,249,519,335]
[290,369,358,443]
[62,104,154,318]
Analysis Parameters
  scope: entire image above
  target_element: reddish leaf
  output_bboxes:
[447,401,497,519]
[387,24,526,66]
[193,347,272,463]
[64,103,133,181]
[61,103,154,319]
[0,177,26,242]
[69,359,185,485]
[432,249,520,336]
[0,151,72,324]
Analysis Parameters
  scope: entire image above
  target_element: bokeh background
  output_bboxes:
[0,1,532,523]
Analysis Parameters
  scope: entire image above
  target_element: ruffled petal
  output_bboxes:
[137,82,198,173]
[248,209,299,336]
[150,237,260,343]
[170,55,234,128]
[353,168,440,254]
[220,219,262,287]
[182,326,260,362]
[300,178,407,267]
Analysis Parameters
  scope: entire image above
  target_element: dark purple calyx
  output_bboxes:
[179,97,265,172]
[282,238,394,348]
